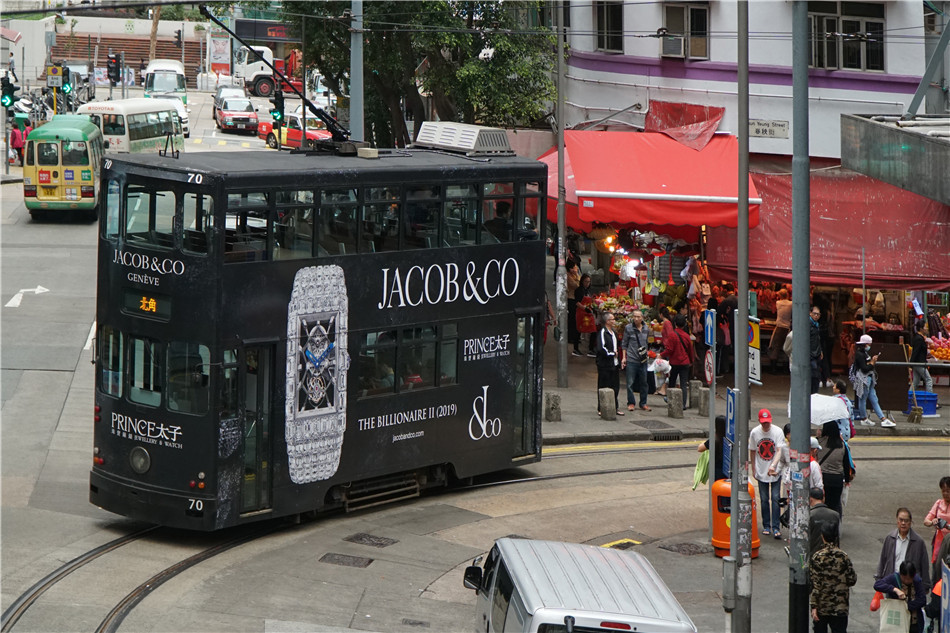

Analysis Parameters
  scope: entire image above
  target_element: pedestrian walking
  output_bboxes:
[595,312,623,417]
[621,309,651,411]
[749,408,785,539]
[662,314,694,409]
[875,508,931,592]
[573,273,596,357]
[816,422,846,515]
[810,521,856,633]
[851,334,895,427]
[10,125,24,166]
[809,305,824,394]
[910,320,934,394]
[873,561,927,633]
[697,415,727,481]
[8,52,18,82]
[923,476,950,566]
[566,261,581,355]
[139,58,147,86]
[768,288,792,373]
[809,487,840,556]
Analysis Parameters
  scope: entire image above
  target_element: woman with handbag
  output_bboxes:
[573,273,596,356]
[566,262,581,353]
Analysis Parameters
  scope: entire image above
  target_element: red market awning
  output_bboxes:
[539,130,760,241]
[706,166,950,291]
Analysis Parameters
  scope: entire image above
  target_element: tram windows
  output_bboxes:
[126,187,176,249]
[276,207,314,259]
[441,339,458,386]
[105,180,121,239]
[225,210,270,263]
[182,193,214,254]
[481,198,515,243]
[220,350,241,419]
[402,326,437,389]
[167,342,210,414]
[275,191,314,260]
[99,326,124,397]
[360,204,398,253]
[443,184,478,246]
[129,336,164,407]
[318,188,358,255]
[404,186,440,250]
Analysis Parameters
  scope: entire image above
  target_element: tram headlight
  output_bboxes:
[129,446,151,474]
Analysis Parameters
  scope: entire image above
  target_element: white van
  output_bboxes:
[463,538,698,633]
[143,59,188,105]
[77,98,185,153]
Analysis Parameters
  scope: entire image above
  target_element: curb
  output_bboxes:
[1,176,24,185]
[543,428,709,446]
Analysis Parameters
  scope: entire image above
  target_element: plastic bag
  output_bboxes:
[692,450,709,490]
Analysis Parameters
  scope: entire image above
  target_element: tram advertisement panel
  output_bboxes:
[259,242,545,487]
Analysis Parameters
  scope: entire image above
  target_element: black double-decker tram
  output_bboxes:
[90,125,546,530]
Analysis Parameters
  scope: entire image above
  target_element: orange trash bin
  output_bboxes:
[711,479,760,559]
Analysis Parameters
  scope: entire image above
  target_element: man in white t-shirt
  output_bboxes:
[749,408,786,539]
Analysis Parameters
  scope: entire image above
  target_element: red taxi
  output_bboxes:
[215,97,259,134]
[258,112,332,149]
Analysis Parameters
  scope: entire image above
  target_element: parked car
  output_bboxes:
[151,93,190,138]
[215,97,258,134]
[211,85,247,120]
[258,112,332,149]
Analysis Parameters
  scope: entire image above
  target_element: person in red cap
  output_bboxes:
[749,407,786,539]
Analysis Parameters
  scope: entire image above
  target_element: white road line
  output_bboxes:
[5,293,23,308]
[84,320,97,350]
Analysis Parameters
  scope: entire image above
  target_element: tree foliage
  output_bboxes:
[275,1,555,147]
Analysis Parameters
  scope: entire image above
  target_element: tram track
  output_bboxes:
[1,523,285,633]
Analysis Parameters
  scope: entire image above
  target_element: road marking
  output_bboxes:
[217,140,227,146]
[601,538,641,548]
[543,441,691,455]
[5,285,49,308]
[193,138,203,144]
[241,142,250,148]
[84,320,96,350]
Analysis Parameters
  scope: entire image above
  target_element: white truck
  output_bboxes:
[233,45,302,98]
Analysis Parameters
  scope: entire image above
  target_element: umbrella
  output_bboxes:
[787,393,850,426]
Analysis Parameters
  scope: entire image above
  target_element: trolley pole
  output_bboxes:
[730,2,753,630]
[555,2,568,388]
[788,3,812,631]
[349,0,364,142]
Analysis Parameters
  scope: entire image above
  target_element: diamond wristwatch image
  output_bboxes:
[285,265,350,483]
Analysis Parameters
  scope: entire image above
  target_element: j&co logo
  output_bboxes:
[469,385,501,441]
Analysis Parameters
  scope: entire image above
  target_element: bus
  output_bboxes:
[23,115,105,220]
[77,98,186,154]
[143,59,188,105]
[90,124,546,530]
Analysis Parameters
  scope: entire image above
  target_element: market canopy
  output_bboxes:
[706,166,950,291]
[538,130,761,241]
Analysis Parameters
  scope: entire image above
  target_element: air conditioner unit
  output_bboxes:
[661,35,685,58]
[412,121,514,156]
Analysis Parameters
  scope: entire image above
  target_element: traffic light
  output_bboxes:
[269,91,284,124]
[61,66,72,94]
[174,30,183,48]
[1,76,19,109]
[107,54,120,84]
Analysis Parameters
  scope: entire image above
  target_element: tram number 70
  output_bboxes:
[186,498,205,517]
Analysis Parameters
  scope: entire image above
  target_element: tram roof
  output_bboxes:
[109,149,546,183]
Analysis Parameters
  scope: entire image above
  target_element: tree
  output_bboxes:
[278,0,555,147]
[148,6,161,62]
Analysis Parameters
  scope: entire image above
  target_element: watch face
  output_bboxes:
[294,311,339,413]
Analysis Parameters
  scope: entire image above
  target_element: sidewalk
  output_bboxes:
[539,341,949,444]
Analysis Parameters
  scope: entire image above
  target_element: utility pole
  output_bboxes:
[555,2,568,388]
[349,0,363,142]
[729,2,753,631]
[788,2,812,630]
